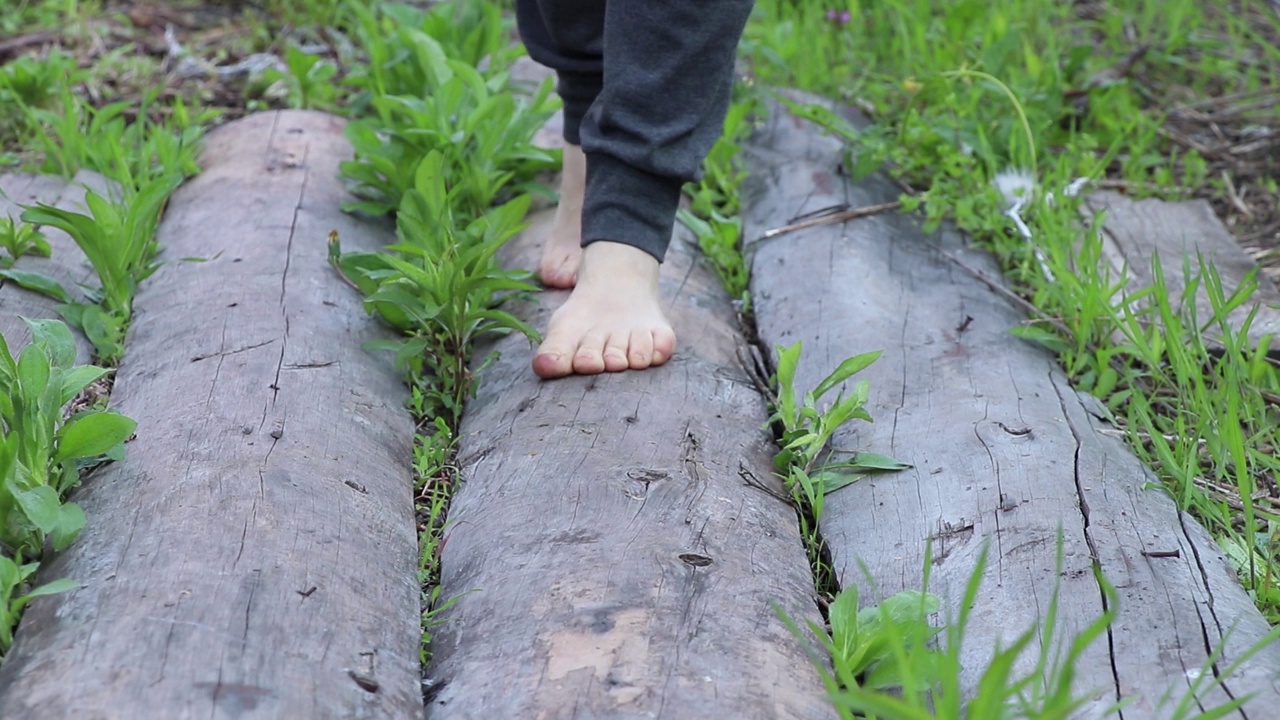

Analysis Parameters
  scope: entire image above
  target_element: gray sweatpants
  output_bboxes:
[516,0,754,262]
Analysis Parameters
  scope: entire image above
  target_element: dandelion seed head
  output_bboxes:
[993,168,1037,209]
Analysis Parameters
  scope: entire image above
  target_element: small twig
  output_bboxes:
[1221,170,1254,218]
[761,201,901,240]
[1093,178,1191,196]
[1171,88,1280,114]
[1156,125,1221,159]
[1095,427,1208,447]
[1241,220,1280,244]
[0,30,57,61]
[1142,549,1181,558]
[1228,132,1280,157]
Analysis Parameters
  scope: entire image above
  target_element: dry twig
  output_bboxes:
[761,201,901,240]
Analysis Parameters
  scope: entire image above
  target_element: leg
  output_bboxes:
[526,0,755,378]
[515,0,602,288]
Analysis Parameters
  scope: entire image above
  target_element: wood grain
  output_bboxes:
[0,170,109,362]
[741,95,1280,716]
[0,111,424,720]
[426,213,835,719]
[1084,190,1280,350]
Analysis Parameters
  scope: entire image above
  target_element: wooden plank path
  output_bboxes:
[0,111,424,719]
[1084,190,1280,350]
[426,213,834,718]
[0,169,111,361]
[741,97,1280,716]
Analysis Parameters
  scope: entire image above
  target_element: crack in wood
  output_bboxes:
[189,339,274,362]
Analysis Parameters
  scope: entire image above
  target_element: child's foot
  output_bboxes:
[532,241,676,378]
[538,144,585,289]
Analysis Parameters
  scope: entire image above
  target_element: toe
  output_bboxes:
[539,254,578,289]
[602,333,631,373]
[532,342,574,379]
[532,316,581,379]
[651,326,676,367]
[627,330,654,369]
[572,329,608,375]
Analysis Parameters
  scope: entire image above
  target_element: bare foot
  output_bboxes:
[532,241,676,378]
[538,144,585,289]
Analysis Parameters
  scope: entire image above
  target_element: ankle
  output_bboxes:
[579,241,660,287]
[560,144,585,199]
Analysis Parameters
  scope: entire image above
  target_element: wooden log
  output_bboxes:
[0,111,424,719]
[740,96,1280,716]
[1083,190,1280,350]
[0,170,108,361]
[426,213,835,719]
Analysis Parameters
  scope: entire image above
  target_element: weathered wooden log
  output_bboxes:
[426,212,835,718]
[741,97,1280,716]
[0,170,110,361]
[0,111,424,719]
[1083,190,1280,350]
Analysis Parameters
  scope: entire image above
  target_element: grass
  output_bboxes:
[733,0,1280,713]
[4,0,1280,713]
[1,0,549,676]
[0,0,207,663]
[325,1,554,668]
[0,320,136,660]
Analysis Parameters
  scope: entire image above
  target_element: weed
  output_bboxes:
[326,1,570,668]
[0,318,135,658]
[770,343,910,498]
[0,556,76,659]
[262,45,340,111]
[341,67,558,218]
[680,91,757,306]
[0,220,49,269]
[333,151,539,426]
[19,90,205,188]
[340,2,558,218]
[745,0,1280,621]
[786,540,1120,720]
[20,174,183,363]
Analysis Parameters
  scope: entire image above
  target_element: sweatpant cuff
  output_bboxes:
[582,152,683,263]
[556,70,601,146]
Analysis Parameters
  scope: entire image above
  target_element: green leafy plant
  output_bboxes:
[343,1,519,107]
[340,3,559,218]
[20,174,182,362]
[770,342,910,500]
[0,219,49,269]
[332,151,539,425]
[0,318,135,657]
[0,555,75,659]
[678,208,749,304]
[341,57,558,217]
[823,583,944,691]
[760,341,909,599]
[261,45,339,111]
[0,319,134,553]
[329,3,567,665]
[679,91,757,305]
[789,541,1120,720]
[744,0,1280,622]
